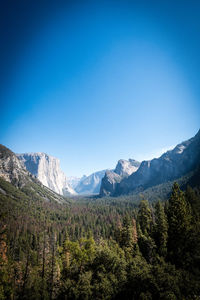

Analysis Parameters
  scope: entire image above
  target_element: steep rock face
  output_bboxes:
[100,159,140,196]
[100,170,122,196]
[0,144,67,203]
[0,144,31,187]
[17,153,76,196]
[116,130,200,195]
[75,170,106,195]
[115,159,141,176]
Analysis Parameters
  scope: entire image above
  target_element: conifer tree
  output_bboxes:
[154,201,168,257]
[167,182,192,267]
[138,200,152,235]
[185,185,200,217]
[137,201,156,263]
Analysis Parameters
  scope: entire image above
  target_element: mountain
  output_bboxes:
[115,159,141,176]
[100,159,141,196]
[17,152,76,196]
[0,144,66,203]
[0,144,32,187]
[74,170,107,195]
[67,176,84,189]
[110,130,200,196]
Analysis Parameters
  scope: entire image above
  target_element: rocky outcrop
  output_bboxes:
[115,159,141,176]
[0,144,67,203]
[0,144,32,187]
[100,170,122,196]
[100,159,140,196]
[76,159,141,196]
[115,130,200,196]
[75,170,107,195]
[17,153,76,196]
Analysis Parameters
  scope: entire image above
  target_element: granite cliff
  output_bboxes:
[17,152,76,196]
[116,130,200,195]
[100,159,140,196]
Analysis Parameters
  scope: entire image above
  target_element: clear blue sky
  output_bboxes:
[0,0,200,176]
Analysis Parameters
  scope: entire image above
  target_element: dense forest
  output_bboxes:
[0,178,200,299]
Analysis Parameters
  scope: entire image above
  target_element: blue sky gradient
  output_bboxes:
[0,0,200,176]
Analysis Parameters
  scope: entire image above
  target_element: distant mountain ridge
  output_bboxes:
[100,130,200,197]
[17,152,76,196]
[67,176,84,189]
[74,170,107,195]
[2,130,199,198]
[100,159,141,196]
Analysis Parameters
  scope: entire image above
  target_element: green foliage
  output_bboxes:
[0,177,200,299]
[185,185,200,217]
[167,182,193,268]
[154,201,168,257]
[62,237,95,270]
[138,200,153,235]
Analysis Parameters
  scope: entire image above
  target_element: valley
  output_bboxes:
[0,131,200,299]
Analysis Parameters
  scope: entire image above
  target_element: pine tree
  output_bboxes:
[185,185,200,217]
[154,201,168,257]
[167,182,192,268]
[137,201,156,263]
[138,200,152,235]
[116,215,137,251]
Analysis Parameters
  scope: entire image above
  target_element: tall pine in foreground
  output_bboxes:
[137,200,156,263]
[154,201,168,257]
[167,182,192,268]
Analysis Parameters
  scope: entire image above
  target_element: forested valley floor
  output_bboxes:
[0,178,200,299]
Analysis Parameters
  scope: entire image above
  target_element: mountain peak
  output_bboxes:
[74,169,107,195]
[100,158,140,196]
[115,130,200,196]
[114,159,140,177]
[17,152,76,196]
